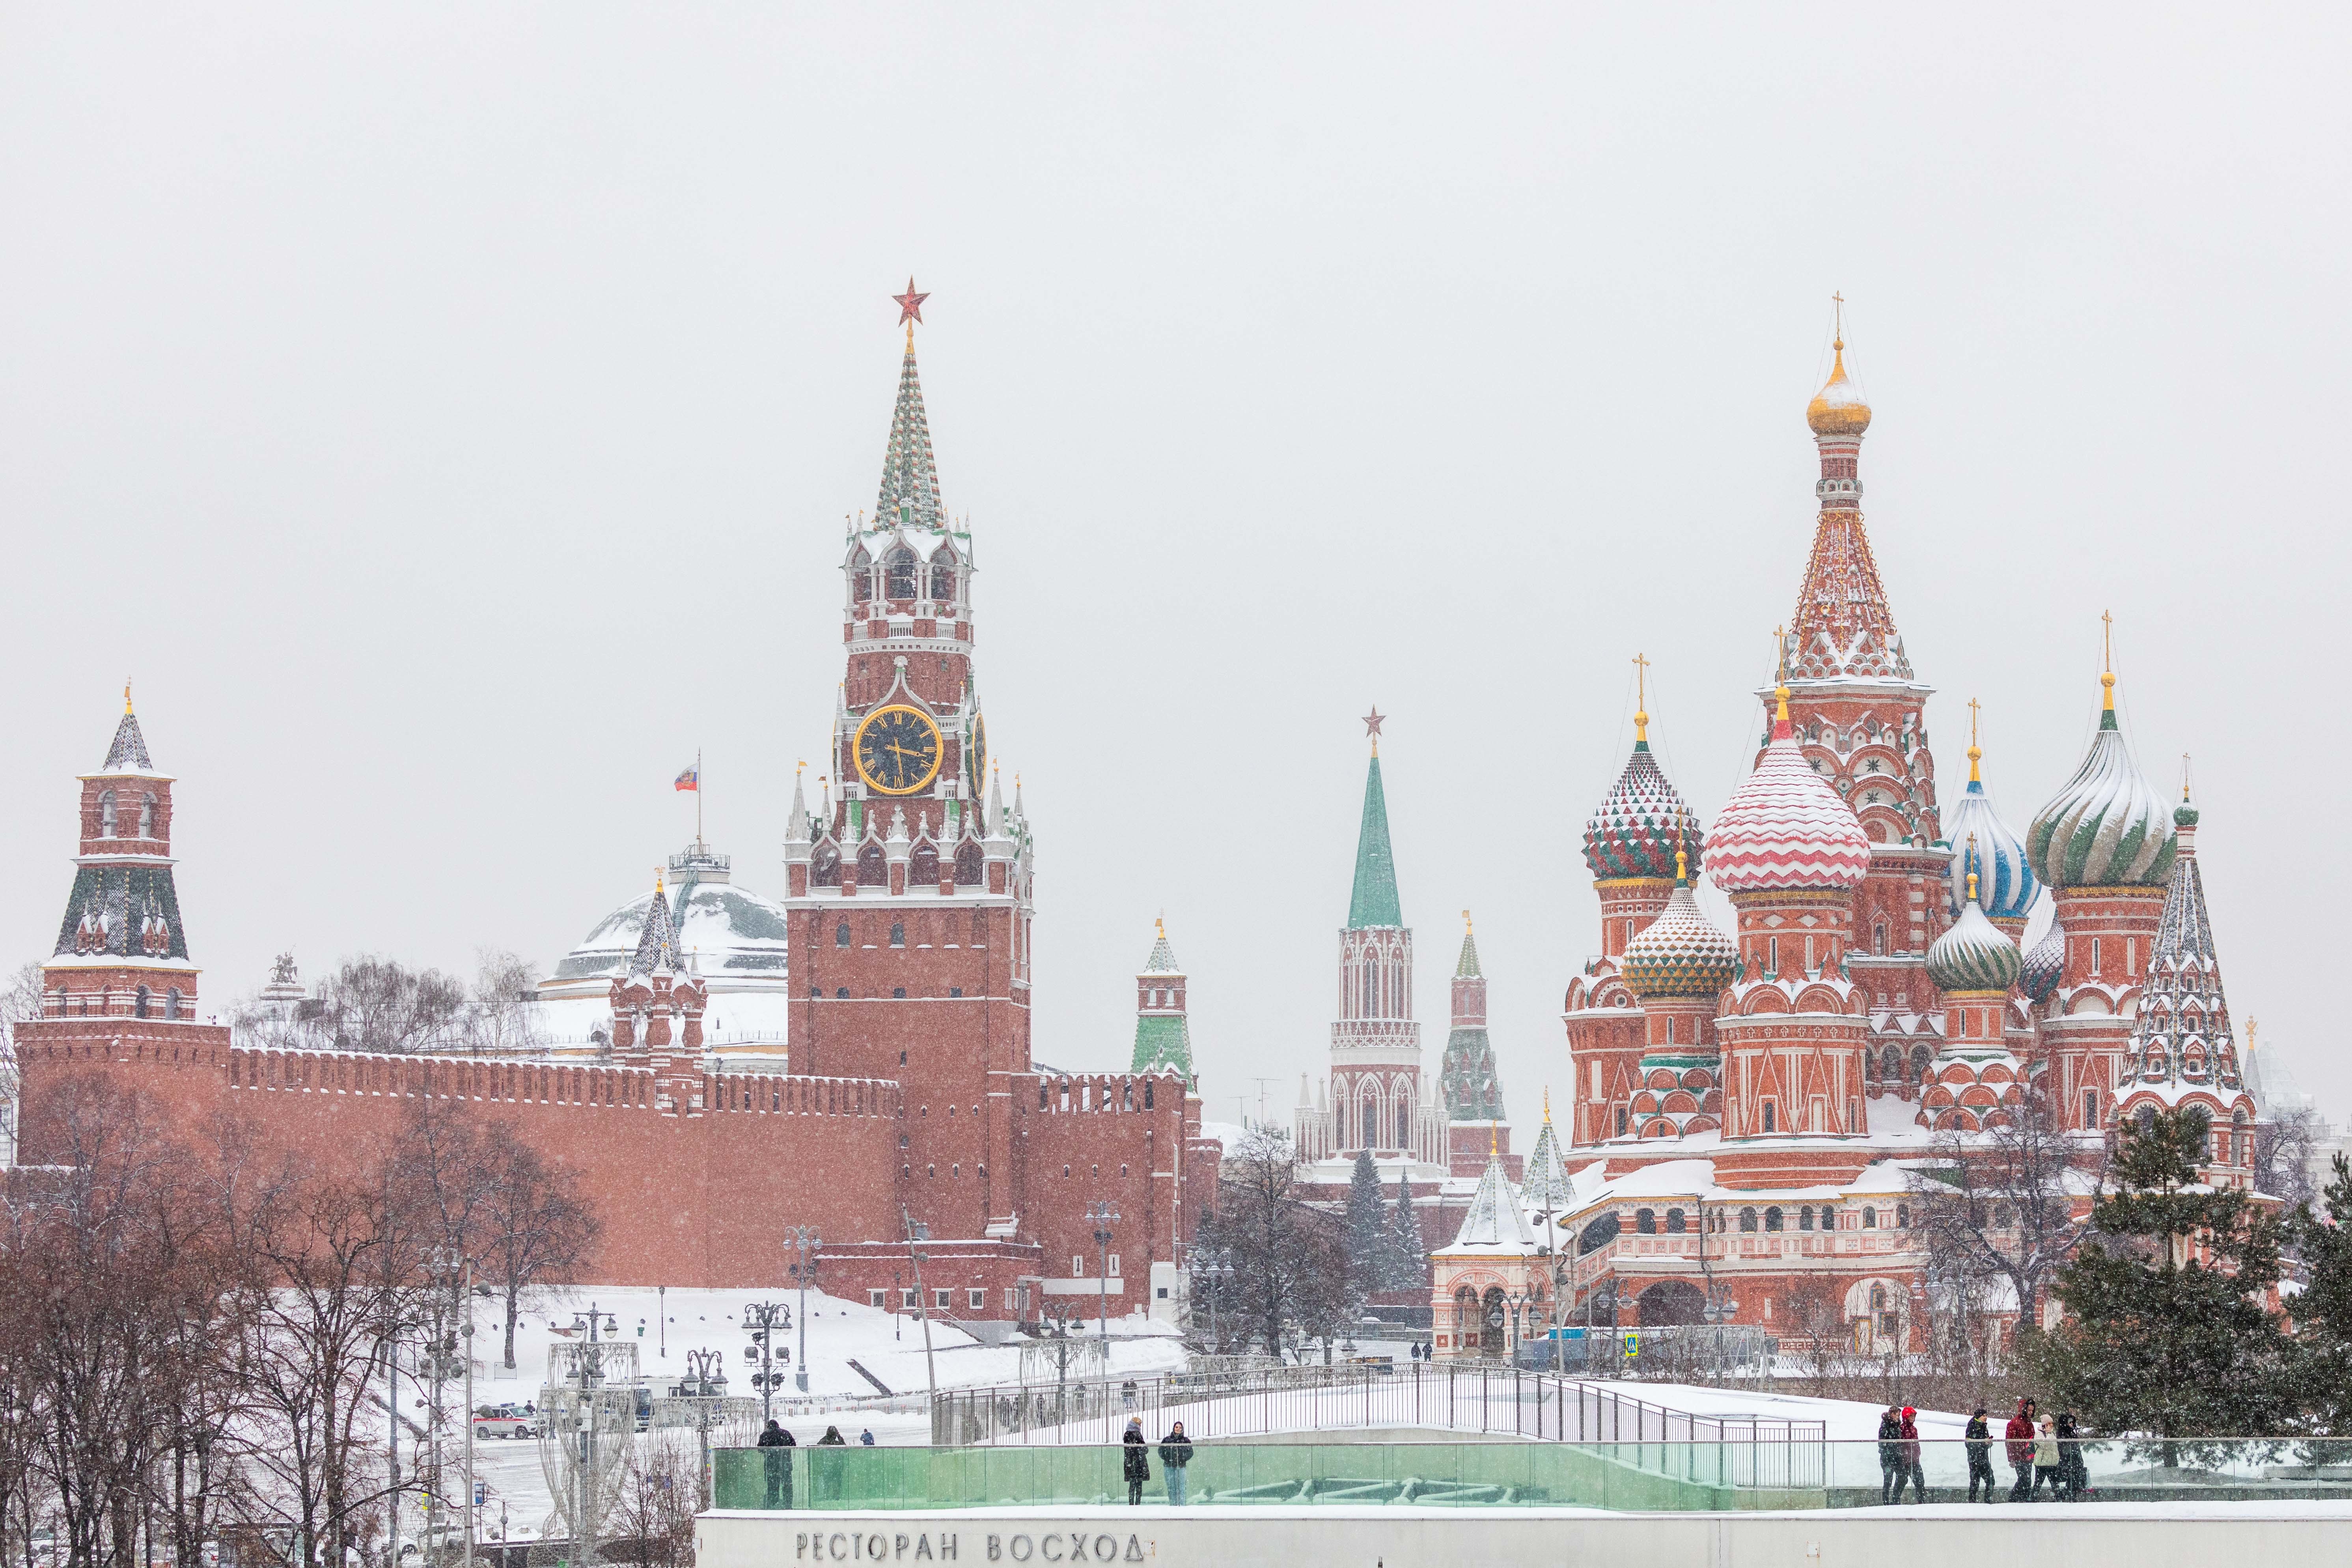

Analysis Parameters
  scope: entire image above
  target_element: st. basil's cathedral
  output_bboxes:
[1425,328,2257,1359]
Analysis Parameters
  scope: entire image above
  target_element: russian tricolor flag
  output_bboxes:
[674,764,699,792]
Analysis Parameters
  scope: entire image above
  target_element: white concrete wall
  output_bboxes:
[701,1503,2349,1568]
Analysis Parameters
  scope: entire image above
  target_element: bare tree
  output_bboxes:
[2256,1103,2324,1216]
[1905,1083,2101,1341]
[313,958,470,1055]
[0,959,46,1166]
[1196,1128,1349,1360]
[466,951,543,1057]
[1778,1277,1859,1394]
[479,1138,600,1369]
[606,1437,697,1568]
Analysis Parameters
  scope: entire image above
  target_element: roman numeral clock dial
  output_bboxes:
[852,705,944,795]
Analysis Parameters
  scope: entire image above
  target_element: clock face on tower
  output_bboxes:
[853,705,944,795]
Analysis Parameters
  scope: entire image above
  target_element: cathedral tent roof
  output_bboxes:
[102,710,155,773]
[1444,1153,1539,1254]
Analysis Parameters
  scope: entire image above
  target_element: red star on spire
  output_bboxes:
[893,278,929,327]
[1363,707,1386,739]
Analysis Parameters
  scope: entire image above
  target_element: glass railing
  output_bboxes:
[710,1438,2352,1513]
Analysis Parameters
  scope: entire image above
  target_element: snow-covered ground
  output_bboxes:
[444,1286,1186,1540]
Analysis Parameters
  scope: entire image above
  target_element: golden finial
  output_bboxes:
[1772,626,1791,720]
[796,759,806,776]
[2182,752,2193,802]
[1966,697,1983,783]
[1462,909,1473,935]
[1832,291,1845,348]
[2246,1018,2258,1054]
[1156,913,1166,939]
[1675,848,1688,884]
[1490,1120,1498,1158]
[1967,869,1979,902]
[1632,652,1651,742]
[1964,832,1979,905]
[2100,610,2116,710]
[654,867,665,896]
[123,679,134,716]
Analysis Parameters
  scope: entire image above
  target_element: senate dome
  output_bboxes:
[1703,688,1872,894]
[2026,675,2176,889]
[1806,338,1873,438]
[1619,863,1740,1001]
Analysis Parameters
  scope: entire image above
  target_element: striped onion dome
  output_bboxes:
[1703,692,1871,894]
[1584,738,1701,881]
[2026,679,2177,889]
[1619,870,1740,1000]
[1925,896,2021,994]
[1944,763,2039,921]
[2020,920,2066,1003]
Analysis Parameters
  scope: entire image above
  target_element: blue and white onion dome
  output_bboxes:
[2026,670,2176,889]
[1619,853,1741,1001]
[1943,734,2039,921]
[1925,860,2022,994]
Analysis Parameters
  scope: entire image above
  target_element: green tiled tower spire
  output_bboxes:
[1348,743,1403,930]
[1129,917,1194,1078]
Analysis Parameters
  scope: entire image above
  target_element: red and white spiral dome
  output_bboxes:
[1703,691,1872,894]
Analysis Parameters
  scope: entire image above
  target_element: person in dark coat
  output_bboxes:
[1964,1407,1997,1503]
[1121,1417,1151,1505]
[757,1419,795,1509]
[1898,1406,1927,1503]
[2005,1398,2038,1501]
[818,1426,847,1445]
[2055,1411,2086,1500]
[1157,1421,1195,1506]
[1877,1407,1904,1503]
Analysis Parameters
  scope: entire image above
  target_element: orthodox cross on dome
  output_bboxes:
[1832,290,1845,341]
[1632,653,1651,742]
[1967,696,1983,781]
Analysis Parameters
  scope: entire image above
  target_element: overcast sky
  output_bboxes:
[3,6,2347,1134]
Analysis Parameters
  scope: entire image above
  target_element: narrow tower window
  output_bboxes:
[98,790,117,837]
[836,921,851,947]
[140,794,157,838]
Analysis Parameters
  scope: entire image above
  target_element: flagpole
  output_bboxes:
[696,748,704,848]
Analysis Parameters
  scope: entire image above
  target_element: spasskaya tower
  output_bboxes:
[784,282,1037,1242]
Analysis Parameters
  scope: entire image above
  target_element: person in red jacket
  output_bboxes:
[1898,1406,1928,1503]
[2004,1398,2039,1501]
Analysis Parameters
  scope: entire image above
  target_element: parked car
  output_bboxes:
[472,1412,533,1439]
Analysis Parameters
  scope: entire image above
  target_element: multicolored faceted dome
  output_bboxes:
[2020,920,2067,1003]
[1584,738,1701,881]
[1620,866,1740,1000]
[1944,752,2039,921]
[1704,691,1872,894]
[1806,337,1873,438]
[2026,676,2176,889]
[1925,893,2022,994]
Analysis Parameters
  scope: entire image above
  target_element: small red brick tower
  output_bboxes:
[42,688,204,1023]
[783,290,1034,1241]
[1776,317,1949,1081]
[608,871,709,1115]
[2026,634,2177,1136]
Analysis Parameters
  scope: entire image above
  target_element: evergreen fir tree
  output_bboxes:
[1384,1166,1428,1291]
[2032,1106,2300,1446]
[1343,1149,1388,1298]
[2288,1152,2352,1428]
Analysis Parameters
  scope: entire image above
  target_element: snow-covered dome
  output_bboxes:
[1925,897,2021,994]
[1584,736,1702,882]
[2026,676,2175,889]
[2020,920,2067,1003]
[1703,691,1871,894]
[1619,870,1740,1000]
[550,844,791,985]
[1806,337,1872,438]
[1944,753,2039,922]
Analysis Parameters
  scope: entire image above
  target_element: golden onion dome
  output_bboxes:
[1806,337,1872,438]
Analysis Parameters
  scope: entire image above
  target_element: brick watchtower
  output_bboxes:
[1439,914,1511,1175]
[41,691,205,1024]
[1774,322,1950,1085]
[783,298,1035,1243]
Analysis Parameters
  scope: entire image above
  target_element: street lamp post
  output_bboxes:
[783,1228,821,1393]
[900,1209,938,1403]
[741,1300,791,1423]
[1086,1202,1120,1339]
[680,1349,728,1507]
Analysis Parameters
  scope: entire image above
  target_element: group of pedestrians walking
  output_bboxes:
[1883,1397,2089,1504]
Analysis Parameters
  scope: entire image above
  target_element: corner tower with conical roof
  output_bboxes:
[1772,311,1950,1090]
[1129,919,1194,1078]
[1298,716,1442,1168]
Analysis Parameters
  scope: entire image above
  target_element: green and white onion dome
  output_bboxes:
[2026,678,2176,889]
[2019,921,2066,1003]
[1619,876,1740,1000]
[1925,898,2021,993]
[1584,736,1701,881]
